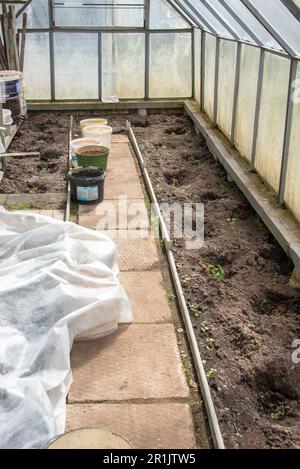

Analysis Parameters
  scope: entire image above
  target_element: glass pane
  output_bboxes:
[204,33,216,119]
[54,33,98,99]
[223,0,284,52]
[54,0,144,27]
[150,0,189,29]
[187,0,234,38]
[17,0,49,29]
[23,33,51,100]
[217,40,237,138]
[149,33,192,98]
[208,0,254,42]
[194,28,201,102]
[248,0,300,56]
[102,33,145,99]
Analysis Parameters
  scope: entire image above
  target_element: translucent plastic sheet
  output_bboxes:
[0,209,132,449]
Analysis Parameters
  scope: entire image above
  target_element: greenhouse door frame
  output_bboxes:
[22,0,194,102]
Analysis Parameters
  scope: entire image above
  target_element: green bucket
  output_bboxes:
[75,145,110,171]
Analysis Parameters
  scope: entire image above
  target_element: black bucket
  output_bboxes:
[68,167,106,205]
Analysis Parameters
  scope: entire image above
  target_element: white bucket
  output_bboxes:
[83,125,112,150]
[71,137,102,154]
[2,109,13,126]
[80,118,108,132]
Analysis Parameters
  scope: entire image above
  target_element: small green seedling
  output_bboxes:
[206,368,217,378]
[227,216,237,226]
[29,186,38,194]
[181,275,192,284]
[200,321,209,333]
[271,404,285,421]
[41,165,49,173]
[206,264,225,279]
[37,139,45,144]
[167,291,176,302]
[190,304,198,315]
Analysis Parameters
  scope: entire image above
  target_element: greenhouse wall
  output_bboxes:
[193,29,300,224]
[22,0,193,101]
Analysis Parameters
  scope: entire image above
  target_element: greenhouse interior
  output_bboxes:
[0,0,300,453]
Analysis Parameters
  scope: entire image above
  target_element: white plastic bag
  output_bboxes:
[0,209,132,448]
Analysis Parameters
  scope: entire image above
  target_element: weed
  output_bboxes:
[29,186,38,194]
[167,291,176,302]
[206,368,217,378]
[271,404,285,421]
[206,264,225,279]
[37,139,45,144]
[200,321,209,333]
[220,182,231,194]
[181,275,192,284]
[227,216,237,226]
[191,159,200,166]
[189,304,199,315]
[41,165,49,173]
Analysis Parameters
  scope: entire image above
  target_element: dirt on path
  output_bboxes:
[2,110,300,449]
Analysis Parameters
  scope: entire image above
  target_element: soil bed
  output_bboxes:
[2,110,300,449]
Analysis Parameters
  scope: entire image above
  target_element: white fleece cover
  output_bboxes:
[0,208,132,448]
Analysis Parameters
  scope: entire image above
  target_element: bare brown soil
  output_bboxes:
[2,110,300,449]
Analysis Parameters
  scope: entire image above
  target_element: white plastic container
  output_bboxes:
[71,137,102,154]
[2,109,13,125]
[80,118,108,133]
[83,125,112,150]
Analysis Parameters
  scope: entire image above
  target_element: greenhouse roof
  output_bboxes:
[174,0,300,57]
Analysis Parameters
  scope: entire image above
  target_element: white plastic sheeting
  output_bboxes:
[0,209,132,449]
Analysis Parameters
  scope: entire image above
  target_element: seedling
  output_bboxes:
[29,186,38,194]
[181,275,192,284]
[200,321,209,333]
[220,182,231,194]
[191,159,200,166]
[167,291,176,302]
[37,139,45,144]
[206,264,225,279]
[189,304,198,315]
[206,368,217,378]
[41,165,49,173]
[227,216,236,226]
[271,404,285,421]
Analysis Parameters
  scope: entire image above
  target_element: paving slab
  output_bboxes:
[105,172,144,200]
[66,403,197,449]
[69,324,189,402]
[78,199,148,230]
[112,135,130,144]
[104,231,160,271]
[119,271,172,323]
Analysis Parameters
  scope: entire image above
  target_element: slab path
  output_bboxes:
[67,135,197,448]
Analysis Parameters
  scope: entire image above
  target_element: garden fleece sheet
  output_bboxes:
[0,208,132,448]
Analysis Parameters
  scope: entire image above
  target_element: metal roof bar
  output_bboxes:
[241,0,297,57]
[200,0,239,40]
[219,0,263,47]
[178,0,218,34]
[166,0,196,27]
[281,0,300,21]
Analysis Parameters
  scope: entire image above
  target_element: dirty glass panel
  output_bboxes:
[102,33,145,99]
[54,33,98,100]
[217,39,237,138]
[284,60,300,222]
[208,0,253,42]
[23,33,51,100]
[54,0,144,27]
[234,44,260,162]
[187,0,234,38]
[149,33,192,98]
[150,0,189,29]
[255,52,290,192]
[194,28,201,103]
[248,0,300,56]
[16,0,49,29]
[203,33,216,120]
[223,0,284,53]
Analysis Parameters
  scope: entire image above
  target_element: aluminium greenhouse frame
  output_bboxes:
[19,0,195,101]
[171,0,300,208]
